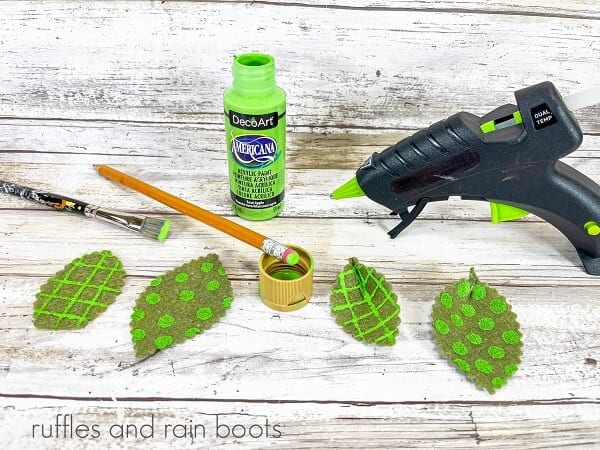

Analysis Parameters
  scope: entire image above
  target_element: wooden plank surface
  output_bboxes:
[0,2,598,130]
[1,1,599,449]
[2,398,600,449]
[218,0,600,18]
[1,123,599,220]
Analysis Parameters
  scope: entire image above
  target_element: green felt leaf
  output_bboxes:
[330,257,400,346]
[432,268,523,394]
[33,250,126,330]
[131,253,233,358]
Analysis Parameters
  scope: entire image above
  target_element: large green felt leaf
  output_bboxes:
[33,250,126,330]
[330,257,400,346]
[432,268,523,393]
[130,253,233,358]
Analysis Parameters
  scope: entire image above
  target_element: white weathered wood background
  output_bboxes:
[1,1,599,448]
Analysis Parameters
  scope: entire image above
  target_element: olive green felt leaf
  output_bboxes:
[130,253,233,358]
[432,268,522,394]
[33,250,126,330]
[330,257,400,346]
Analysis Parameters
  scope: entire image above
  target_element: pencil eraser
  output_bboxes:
[284,250,300,266]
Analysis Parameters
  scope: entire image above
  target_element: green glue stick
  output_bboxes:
[224,53,286,221]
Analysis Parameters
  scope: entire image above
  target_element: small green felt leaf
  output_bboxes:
[131,253,233,358]
[330,257,400,346]
[432,268,522,394]
[33,250,126,330]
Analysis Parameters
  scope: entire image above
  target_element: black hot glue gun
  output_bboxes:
[332,82,600,275]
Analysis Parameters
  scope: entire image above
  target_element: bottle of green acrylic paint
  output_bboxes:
[224,53,286,221]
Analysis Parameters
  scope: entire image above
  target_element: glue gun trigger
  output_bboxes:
[388,198,429,238]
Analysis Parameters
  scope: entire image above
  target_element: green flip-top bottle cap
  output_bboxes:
[232,53,276,94]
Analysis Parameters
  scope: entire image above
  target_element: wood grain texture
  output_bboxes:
[216,0,600,19]
[2,399,600,449]
[0,123,599,221]
[1,1,600,449]
[0,2,598,130]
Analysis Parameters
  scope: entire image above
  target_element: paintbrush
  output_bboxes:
[95,165,300,265]
[0,180,171,241]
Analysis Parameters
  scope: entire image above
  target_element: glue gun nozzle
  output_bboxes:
[331,176,365,200]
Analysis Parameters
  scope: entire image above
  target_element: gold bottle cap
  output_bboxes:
[258,245,313,312]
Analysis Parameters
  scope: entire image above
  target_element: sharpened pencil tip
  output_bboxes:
[92,164,100,170]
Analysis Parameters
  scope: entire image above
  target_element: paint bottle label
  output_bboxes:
[226,109,285,217]
[224,53,286,221]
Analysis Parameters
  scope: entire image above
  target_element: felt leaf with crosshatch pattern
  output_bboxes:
[33,250,126,330]
[432,268,523,394]
[330,257,400,346]
[130,253,234,358]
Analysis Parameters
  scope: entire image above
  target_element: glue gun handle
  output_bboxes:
[500,161,600,275]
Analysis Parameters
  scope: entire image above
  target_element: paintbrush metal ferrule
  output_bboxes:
[85,205,144,233]
[1,179,170,241]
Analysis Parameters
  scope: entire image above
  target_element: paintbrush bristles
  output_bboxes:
[141,217,172,242]
[89,207,170,241]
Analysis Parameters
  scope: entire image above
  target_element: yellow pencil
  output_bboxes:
[95,165,300,265]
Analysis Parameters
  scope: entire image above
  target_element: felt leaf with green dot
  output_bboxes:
[432,268,522,394]
[330,257,400,346]
[130,253,233,358]
[33,250,126,330]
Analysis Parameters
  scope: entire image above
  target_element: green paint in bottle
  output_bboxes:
[224,53,286,221]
